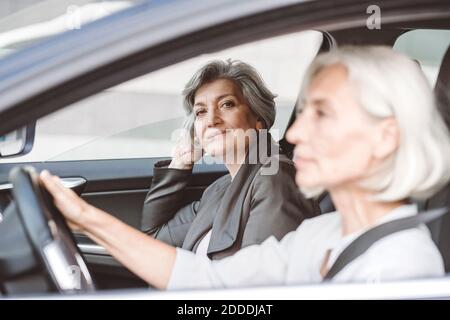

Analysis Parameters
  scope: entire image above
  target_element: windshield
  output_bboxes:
[0,0,144,59]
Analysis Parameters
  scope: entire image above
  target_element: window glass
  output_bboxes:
[394,29,450,86]
[0,30,323,163]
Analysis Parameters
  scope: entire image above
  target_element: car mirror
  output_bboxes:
[0,122,35,158]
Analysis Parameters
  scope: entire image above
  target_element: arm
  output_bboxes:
[141,133,203,244]
[241,160,319,247]
[83,209,176,289]
[141,160,199,246]
[168,232,296,290]
[40,170,175,289]
[40,170,295,290]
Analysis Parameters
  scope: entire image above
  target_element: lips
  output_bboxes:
[205,130,225,140]
[293,152,315,168]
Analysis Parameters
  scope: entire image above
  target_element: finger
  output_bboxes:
[51,175,83,202]
[67,220,82,232]
[40,171,87,220]
[179,143,194,154]
[41,171,83,204]
[40,170,65,198]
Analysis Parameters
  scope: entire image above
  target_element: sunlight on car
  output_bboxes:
[0,0,142,59]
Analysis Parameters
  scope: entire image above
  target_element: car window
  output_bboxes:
[393,29,450,87]
[0,30,323,163]
[0,0,144,59]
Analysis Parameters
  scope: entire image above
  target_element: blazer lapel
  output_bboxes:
[207,133,278,256]
[181,179,229,251]
[206,161,262,256]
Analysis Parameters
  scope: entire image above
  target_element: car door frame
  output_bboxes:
[0,0,450,293]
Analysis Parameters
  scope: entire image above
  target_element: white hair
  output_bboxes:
[299,45,450,202]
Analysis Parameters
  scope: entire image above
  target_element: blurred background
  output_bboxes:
[0,0,322,163]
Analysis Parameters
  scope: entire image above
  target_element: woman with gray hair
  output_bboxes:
[40,45,450,289]
[139,59,318,260]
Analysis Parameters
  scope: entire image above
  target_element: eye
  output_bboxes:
[220,100,235,108]
[316,108,326,117]
[296,99,308,115]
[195,109,206,117]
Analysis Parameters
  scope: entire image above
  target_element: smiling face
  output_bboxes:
[193,79,262,160]
[286,64,399,192]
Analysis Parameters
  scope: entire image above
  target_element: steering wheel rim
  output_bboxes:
[9,166,95,293]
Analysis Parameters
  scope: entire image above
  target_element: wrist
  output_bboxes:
[169,159,193,170]
[82,205,106,233]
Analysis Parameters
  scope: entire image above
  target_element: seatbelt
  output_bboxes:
[323,207,448,280]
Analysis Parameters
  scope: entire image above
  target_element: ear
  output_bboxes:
[372,117,400,160]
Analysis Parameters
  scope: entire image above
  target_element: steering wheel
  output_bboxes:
[9,166,95,293]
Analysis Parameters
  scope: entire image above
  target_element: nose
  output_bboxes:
[286,111,309,145]
[206,106,221,127]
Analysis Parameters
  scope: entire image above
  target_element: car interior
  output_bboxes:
[0,11,450,297]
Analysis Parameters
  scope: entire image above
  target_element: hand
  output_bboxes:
[169,134,202,169]
[41,172,175,290]
[39,170,93,232]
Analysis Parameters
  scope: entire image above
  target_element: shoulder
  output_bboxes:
[275,212,341,252]
[298,211,341,237]
[201,173,231,197]
[249,154,320,216]
[261,153,295,171]
[362,227,445,279]
[248,154,298,206]
[252,154,296,187]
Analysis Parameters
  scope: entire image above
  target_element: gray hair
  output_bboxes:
[299,45,450,202]
[182,59,276,135]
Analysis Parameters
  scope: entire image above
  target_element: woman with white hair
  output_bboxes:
[40,45,450,289]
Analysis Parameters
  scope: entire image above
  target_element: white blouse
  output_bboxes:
[167,204,444,290]
[195,230,212,257]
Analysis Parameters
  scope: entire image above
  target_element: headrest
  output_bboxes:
[435,45,450,130]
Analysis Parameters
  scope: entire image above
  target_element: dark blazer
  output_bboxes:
[141,142,320,260]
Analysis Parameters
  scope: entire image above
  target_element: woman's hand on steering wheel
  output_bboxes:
[39,170,93,233]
